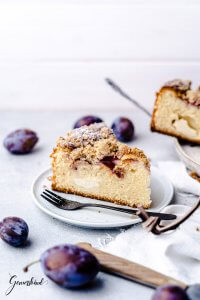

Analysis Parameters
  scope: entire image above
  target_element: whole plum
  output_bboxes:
[0,217,29,247]
[73,116,103,129]
[4,129,38,154]
[40,244,99,288]
[152,285,189,300]
[111,117,134,142]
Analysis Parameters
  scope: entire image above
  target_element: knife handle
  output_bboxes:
[77,243,187,289]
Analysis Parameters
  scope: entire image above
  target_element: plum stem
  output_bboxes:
[23,259,40,272]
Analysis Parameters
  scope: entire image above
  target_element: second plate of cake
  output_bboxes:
[32,166,174,229]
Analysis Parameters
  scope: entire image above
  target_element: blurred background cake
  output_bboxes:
[151,79,200,144]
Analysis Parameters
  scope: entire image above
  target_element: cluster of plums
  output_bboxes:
[1,217,200,297]
[3,115,134,155]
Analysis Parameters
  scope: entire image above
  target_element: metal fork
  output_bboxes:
[41,189,176,220]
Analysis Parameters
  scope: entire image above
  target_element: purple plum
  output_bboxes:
[73,116,103,129]
[40,244,99,288]
[4,129,38,154]
[111,117,134,142]
[152,285,189,300]
[0,217,29,247]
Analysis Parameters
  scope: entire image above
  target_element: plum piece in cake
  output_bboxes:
[50,123,151,208]
[151,79,200,144]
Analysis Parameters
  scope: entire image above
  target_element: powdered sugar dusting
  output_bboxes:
[60,122,114,148]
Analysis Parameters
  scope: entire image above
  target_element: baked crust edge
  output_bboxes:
[51,183,151,209]
[150,87,200,144]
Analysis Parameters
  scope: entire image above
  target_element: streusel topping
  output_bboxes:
[54,123,150,169]
[162,79,200,107]
[58,123,114,149]
[163,79,191,92]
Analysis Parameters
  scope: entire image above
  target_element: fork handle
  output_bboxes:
[82,203,175,220]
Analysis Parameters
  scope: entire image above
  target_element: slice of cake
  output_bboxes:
[50,123,151,208]
[151,79,200,144]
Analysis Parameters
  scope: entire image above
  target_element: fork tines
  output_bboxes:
[44,189,65,202]
[41,189,65,207]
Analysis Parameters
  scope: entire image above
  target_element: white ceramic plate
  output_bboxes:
[32,166,174,229]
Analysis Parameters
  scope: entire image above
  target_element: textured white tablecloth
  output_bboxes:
[103,161,200,285]
[0,110,179,300]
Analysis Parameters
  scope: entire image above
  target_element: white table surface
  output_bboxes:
[0,110,178,300]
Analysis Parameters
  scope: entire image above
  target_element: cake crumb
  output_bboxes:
[189,171,200,183]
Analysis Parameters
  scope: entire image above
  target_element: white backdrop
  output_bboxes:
[0,0,200,111]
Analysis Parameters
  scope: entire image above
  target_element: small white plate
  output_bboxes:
[32,166,174,229]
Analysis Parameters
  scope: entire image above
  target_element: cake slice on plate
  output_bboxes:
[51,123,151,208]
[151,79,200,143]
